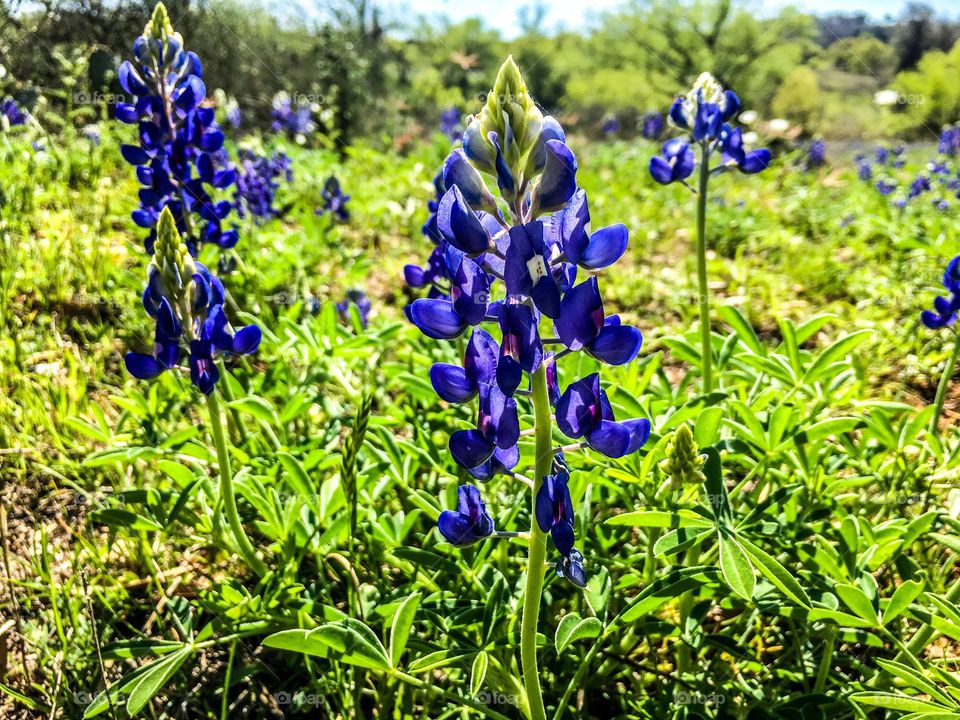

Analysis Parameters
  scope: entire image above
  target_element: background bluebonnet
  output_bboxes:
[115,3,239,256]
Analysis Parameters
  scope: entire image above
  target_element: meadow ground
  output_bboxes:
[3,121,960,719]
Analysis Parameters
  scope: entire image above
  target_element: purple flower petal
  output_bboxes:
[408,298,468,340]
[556,277,603,351]
[586,324,643,365]
[450,429,495,469]
[125,352,164,379]
[430,363,475,403]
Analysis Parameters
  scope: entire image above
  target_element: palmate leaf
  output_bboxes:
[263,619,390,671]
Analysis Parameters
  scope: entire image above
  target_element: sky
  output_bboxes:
[375,0,960,38]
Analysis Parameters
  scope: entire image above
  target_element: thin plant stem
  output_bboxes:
[695,145,713,393]
[390,669,513,720]
[929,331,960,437]
[521,364,552,720]
[206,391,268,577]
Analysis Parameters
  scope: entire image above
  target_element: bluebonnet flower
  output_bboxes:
[922,256,960,329]
[82,124,101,145]
[226,102,242,129]
[908,174,932,200]
[0,97,27,127]
[316,175,350,222]
[125,206,260,394]
[875,146,889,165]
[602,116,620,135]
[650,138,696,185]
[556,373,651,457]
[855,155,873,181]
[806,140,826,169]
[233,149,292,221]
[939,124,960,156]
[336,289,371,329]
[892,144,906,168]
[641,112,663,140]
[652,73,768,185]
[439,106,462,142]
[407,57,651,586]
[668,72,740,143]
[271,93,315,138]
[438,484,494,546]
[114,3,238,255]
[876,178,896,195]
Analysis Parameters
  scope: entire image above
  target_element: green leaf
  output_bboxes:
[227,396,281,426]
[125,646,192,715]
[694,406,724,447]
[849,692,947,712]
[835,583,880,626]
[605,510,713,529]
[621,566,722,623]
[737,538,811,608]
[653,527,712,557]
[407,649,473,674]
[554,614,603,654]
[100,639,186,660]
[470,651,488,697]
[263,619,390,671]
[719,533,755,600]
[883,579,924,625]
[791,417,864,446]
[875,660,956,706]
[719,305,763,355]
[389,592,421,668]
[802,329,872,382]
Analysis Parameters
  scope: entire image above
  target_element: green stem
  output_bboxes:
[813,627,835,693]
[695,147,713,394]
[206,392,268,577]
[521,365,552,720]
[675,543,701,678]
[929,332,960,437]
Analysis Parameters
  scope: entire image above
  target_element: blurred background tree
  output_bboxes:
[0,0,958,143]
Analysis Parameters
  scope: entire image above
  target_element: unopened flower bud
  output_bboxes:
[659,424,707,486]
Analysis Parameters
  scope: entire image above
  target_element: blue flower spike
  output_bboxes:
[404,56,652,609]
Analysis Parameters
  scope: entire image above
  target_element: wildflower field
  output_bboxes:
[6,1,960,719]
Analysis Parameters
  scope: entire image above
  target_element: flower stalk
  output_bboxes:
[521,364,552,720]
[695,150,713,393]
[929,329,960,436]
[206,391,267,577]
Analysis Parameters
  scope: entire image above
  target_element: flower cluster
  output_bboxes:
[640,111,663,140]
[939,124,960,156]
[602,116,620,135]
[406,57,651,586]
[271,93,315,139]
[125,206,261,394]
[336,289,372,329]
[233,148,292,221]
[115,3,238,255]
[1,97,27,127]
[439,107,462,142]
[857,140,959,210]
[922,256,960,329]
[806,140,826,170]
[650,73,770,185]
[316,175,351,222]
